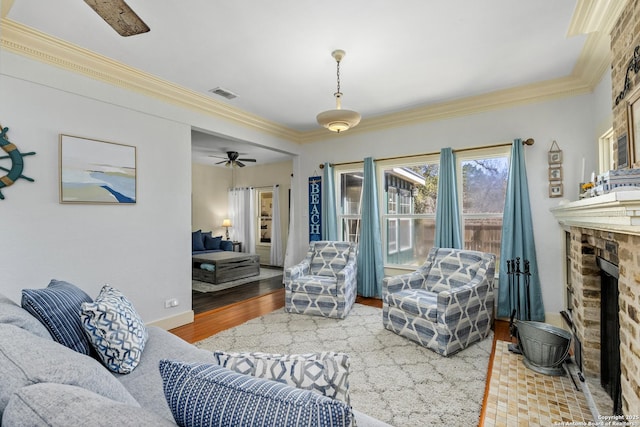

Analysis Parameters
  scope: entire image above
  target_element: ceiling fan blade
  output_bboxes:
[236,161,246,167]
[238,158,256,162]
[214,160,227,165]
[84,0,150,37]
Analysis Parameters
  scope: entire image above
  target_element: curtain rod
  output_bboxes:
[319,138,534,169]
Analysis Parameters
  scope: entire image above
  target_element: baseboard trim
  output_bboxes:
[493,312,566,331]
[147,310,194,330]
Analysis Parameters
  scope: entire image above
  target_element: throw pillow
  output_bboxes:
[0,324,139,418]
[3,383,174,427]
[0,292,52,339]
[192,230,205,252]
[220,239,233,251]
[21,279,93,354]
[213,350,351,404]
[203,234,222,250]
[159,360,353,427]
[81,285,148,374]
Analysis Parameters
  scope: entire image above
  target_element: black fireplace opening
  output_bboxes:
[598,256,622,415]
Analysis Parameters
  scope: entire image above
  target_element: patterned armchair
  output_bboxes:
[382,247,496,356]
[284,241,357,319]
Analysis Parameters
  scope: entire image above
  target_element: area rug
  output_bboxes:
[195,303,493,427]
[192,268,283,293]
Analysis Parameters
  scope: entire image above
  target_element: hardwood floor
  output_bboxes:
[171,292,383,344]
[192,272,284,313]
[170,292,510,424]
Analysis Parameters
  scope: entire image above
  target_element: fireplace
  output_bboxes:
[598,257,622,415]
[551,191,640,416]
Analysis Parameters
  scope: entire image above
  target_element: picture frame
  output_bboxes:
[548,150,562,164]
[548,165,562,181]
[59,134,137,204]
[617,133,629,169]
[627,87,640,166]
[549,182,563,198]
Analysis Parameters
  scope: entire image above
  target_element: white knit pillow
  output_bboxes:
[213,350,351,404]
[81,285,148,374]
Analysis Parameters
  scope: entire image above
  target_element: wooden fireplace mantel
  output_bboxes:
[550,190,640,236]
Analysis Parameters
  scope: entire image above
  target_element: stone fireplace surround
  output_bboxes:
[551,191,640,416]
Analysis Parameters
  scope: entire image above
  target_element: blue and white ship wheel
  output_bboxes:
[0,125,36,200]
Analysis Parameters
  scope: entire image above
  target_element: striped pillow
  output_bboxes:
[21,280,93,355]
[159,360,353,427]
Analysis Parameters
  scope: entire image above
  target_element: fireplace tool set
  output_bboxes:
[506,257,574,378]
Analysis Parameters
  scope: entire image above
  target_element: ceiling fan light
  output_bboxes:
[316,109,362,133]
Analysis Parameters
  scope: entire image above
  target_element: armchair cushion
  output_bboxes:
[309,241,353,277]
[424,252,485,293]
[287,275,338,296]
[386,289,438,322]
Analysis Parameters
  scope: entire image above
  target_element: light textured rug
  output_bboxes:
[192,268,283,293]
[195,303,493,427]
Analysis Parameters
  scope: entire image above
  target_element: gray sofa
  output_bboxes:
[0,292,388,426]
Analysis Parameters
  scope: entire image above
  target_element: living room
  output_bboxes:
[1,0,638,425]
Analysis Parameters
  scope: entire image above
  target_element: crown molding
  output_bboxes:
[1,1,14,20]
[0,19,303,142]
[1,17,613,145]
[299,75,593,143]
[568,0,629,37]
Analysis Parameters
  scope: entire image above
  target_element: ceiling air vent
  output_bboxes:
[209,87,238,100]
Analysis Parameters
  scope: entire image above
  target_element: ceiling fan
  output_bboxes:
[209,151,257,168]
[84,0,150,37]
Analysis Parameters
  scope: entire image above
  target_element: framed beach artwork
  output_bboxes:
[59,134,136,204]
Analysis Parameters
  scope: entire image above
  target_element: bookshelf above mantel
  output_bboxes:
[550,190,640,236]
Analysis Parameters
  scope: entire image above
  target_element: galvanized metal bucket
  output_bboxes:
[516,320,572,376]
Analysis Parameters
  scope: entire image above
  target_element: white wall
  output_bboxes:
[294,92,606,319]
[0,73,193,326]
[192,163,232,234]
[0,50,300,328]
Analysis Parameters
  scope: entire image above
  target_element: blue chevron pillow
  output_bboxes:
[81,285,148,374]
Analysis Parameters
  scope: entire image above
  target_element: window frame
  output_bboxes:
[333,145,511,270]
[335,167,365,244]
[377,154,438,269]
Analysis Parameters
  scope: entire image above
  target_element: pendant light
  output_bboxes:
[316,50,361,133]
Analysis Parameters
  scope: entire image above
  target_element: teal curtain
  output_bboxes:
[434,148,462,249]
[357,157,384,297]
[321,162,338,240]
[497,139,545,321]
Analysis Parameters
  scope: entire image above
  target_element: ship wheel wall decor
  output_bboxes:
[0,124,36,200]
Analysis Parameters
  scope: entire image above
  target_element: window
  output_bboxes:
[335,146,510,269]
[599,128,615,173]
[337,170,363,243]
[380,161,439,266]
[257,190,272,245]
[458,149,510,264]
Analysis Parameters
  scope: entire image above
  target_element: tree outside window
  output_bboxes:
[335,146,509,268]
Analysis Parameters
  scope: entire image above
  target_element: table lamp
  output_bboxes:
[221,219,232,240]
